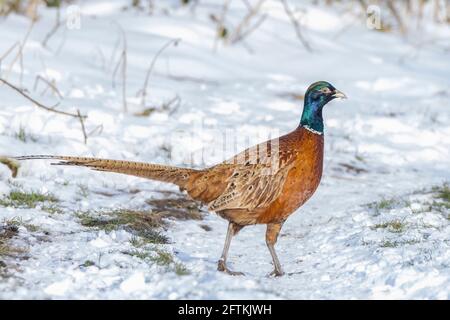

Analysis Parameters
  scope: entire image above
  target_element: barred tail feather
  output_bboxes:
[14,155,198,187]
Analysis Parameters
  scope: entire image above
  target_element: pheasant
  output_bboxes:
[15,81,346,276]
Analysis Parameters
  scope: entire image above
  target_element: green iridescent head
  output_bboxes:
[300,81,346,134]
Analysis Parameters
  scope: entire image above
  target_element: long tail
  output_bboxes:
[14,155,198,188]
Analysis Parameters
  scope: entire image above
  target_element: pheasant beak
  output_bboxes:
[332,89,347,99]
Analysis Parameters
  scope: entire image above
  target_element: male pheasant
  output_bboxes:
[15,81,346,276]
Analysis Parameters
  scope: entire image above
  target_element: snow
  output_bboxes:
[0,1,449,299]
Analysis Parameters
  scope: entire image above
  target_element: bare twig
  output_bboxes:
[0,42,20,63]
[121,41,128,113]
[231,14,267,44]
[42,6,62,48]
[19,44,24,86]
[167,74,219,86]
[229,0,266,44]
[33,75,63,99]
[111,53,123,89]
[5,20,35,85]
[386,0,406,34]
[77,109,88,144]
[280,0,312,52]
[357,0,367,11]
[433,0,441,22]
[134,94,181,117]
[109,34,122,73]
[446,0,450,23]
[138,38,180,107]
[241,0,253,11]
[0,78,84,118]
[111,24,128,112]
[55,26,68,56]
[95,46,107,71]
[0,42,19,80]
[213,0,231,52]
[165,94,181,116]
[88,124,104,137]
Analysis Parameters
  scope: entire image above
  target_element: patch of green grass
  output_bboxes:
[15,126,37,143]
[124,248,190,275]
[431,183,450,214]
[367,197,410,214]
[0,219,25,258]
[77,209,169,244]
[125,248,178,267]
[80,260,95,268]
[124,249,153,260]
[368,199,390,211]
[409,202,433,214]
[372,220,405,233]
[431,200,450,212]
[377,199,397,210]
[138,229,169,244]
[0,190,58,208]
[150,249,173,266]
[409,184,450,215]
[380,238,420,248]
[355,154,365,162]
[130,236,145,248]
[174,262,191,276]
[77,213,112,229]
[380,240,397,248]
[408,183,450,215]
[433,183,450,202]
[151,249,191,275]
[145,197,203,221]
[0,217,44,276]
[3,217,40,232]
[77,184,90,198]
[129,236,163,248]
[41,205,63,214]
[0,243,20,256]
[77,198,202,276]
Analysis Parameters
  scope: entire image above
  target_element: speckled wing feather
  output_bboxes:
[207,163,292,211]
[207,136,298,212]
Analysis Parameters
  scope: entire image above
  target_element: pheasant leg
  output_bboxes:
[217,222,244,276]
[266,223,285,277]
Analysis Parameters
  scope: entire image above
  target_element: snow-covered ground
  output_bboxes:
[0,0,449,299]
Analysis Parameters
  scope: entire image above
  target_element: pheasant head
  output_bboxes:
[300,81,346,134]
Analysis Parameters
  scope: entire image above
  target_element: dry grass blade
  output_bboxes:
[77,109,88,144]
[0,42,20,64]
[42,6,62,48]
[139,38,180,107]
[4,20,35,85]
[229,0,266,44]
[111,23,128,112]
[213,0,231,51]
[280,0,312,52]
[33,75,63,99]
[231,14,267,44]
[386,1,406,34]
